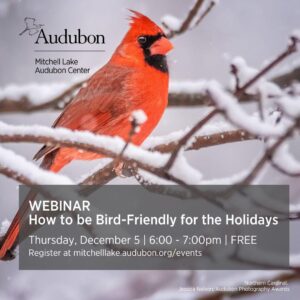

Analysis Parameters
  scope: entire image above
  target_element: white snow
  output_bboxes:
[0,219,10,236]
[0,82,69,104]
[0,121,203,184]
[207,80,286,136]
[169,80,208,94]
[276,95,300,118]
[0,79,210,106]
[230,56,258,92]
[144,121,236,150]
[273,143,300,174]
[200,169,250,185]
[169,153,203,184]
[230,56,282,96]
[258,80,282,97]
[144,128,189,149]
[0,121,167,167]
[0,146,73,185]
[161,15,182,31]
[130,109,148,125]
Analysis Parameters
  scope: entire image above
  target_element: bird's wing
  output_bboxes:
[34,64,133,161]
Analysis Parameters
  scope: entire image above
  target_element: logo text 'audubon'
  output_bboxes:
[35,28,105,44]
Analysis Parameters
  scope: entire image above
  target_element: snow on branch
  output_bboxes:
[0,120,259,192]
[0,79,214,113]
[0,82,69,105]
[207,81,286,137]
[0,146,73,185]
[276,95,300,118]
[272,142,300,176]
[145,121,256,152]
[163,109,219,171]
[0,121,167,166]
[0,79,85,113]
[194,115,299,187]
[0,121,204,185]
[230,56,282,95]
[162,0,218,38]
[1,65,299,114]
[234,34,299,98]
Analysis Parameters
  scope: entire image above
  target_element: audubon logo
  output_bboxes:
[19,17,44,36]
[19,17,105,45]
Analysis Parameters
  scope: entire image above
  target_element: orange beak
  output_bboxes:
[150,37,173,55]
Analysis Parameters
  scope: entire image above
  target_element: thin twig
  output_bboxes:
[151,129,256,153]
[239,121,298,185]
[165,0,205,39]
[113,113,140,177]
[193,0,217,28]
[163,109,219,171]
[235,37,299,98]
[230,63,241,93]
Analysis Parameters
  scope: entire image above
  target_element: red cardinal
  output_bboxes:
[0,11,173,260]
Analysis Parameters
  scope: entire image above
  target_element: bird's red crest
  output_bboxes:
[128,10,164,36]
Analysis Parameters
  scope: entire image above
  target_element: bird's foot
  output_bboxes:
[114,162,126,178]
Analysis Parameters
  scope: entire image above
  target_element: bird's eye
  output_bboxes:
[138,36,147,44]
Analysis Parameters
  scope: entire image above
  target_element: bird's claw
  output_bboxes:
[114,162,126,178]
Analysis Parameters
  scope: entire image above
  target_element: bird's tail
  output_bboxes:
[0,151,60,260]
[0,189,37,260]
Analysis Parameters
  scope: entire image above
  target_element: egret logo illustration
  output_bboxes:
[19,17,105,45]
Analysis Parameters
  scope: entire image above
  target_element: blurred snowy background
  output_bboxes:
[0,0,300,299]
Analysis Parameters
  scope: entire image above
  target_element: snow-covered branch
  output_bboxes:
[1,65,299,114]
[150,129,256,153]
[0,146,73,185]
[0,121,205,187]
[0,121,259,194]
